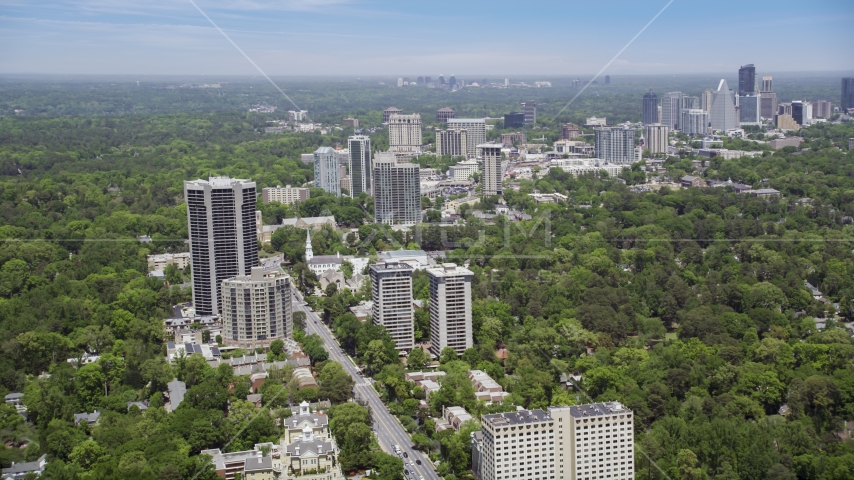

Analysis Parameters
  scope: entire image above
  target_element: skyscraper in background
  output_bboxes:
[760,76,777,119]
[660,92,683,130]
[448,119,486,158]
[710,79,738,131]
[605,75,611,84]
[842,78,854,111]
[439,74,445,85]
[478,143,504,197]
[313,147,340,196]
[738,64,756,96]
[184,177,259,316]
[521,101,536,125]
[449,75,457,88]
[701,89,714,114]
[812,100,832,119]
[792,101,812,126]
[738,95,761,125]
[762,76,773,92]
[643,124,669,154]
[387,113,422,153]
[642,89,658,125]
[373,153,420,226]
[680,109,709,135]
[347,135,372,197]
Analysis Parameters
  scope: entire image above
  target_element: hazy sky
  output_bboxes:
[1,0,853,76]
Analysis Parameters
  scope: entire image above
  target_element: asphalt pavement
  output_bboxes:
[293,292,441,480]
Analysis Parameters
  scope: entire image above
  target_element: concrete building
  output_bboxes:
[521,101,536,125]
[343,117,359,128]
[660,92,683,130]
[147,252,191,272]
[738,63,756,95]
[760,92,778,119]
[550,159,626,178]
[561,123,580,140]
[449,119,486,158]
[701,89,714,114]
[388,113,423,153]
[448,159,480,181]
[383,107,402,123]
[288,110,308,122]
[738,95,761,125]
[427,263,473,358]
[812,100,832,119]
[478,143,504,196]
[594,127,636,164]
[373,153,420,225]
[370,262,415,351]
[643,124,669,154]
[792,101,812,125]
[347,135,372,197]
[642,89,658,125]
[500,133,526,147]
[185,177,259,316]
[762,76,773,92]
[262,185,310,204]
[842,77,854,111]
[437,129,469,157]
[710,79,738,132]
[220,267,292,349]
[776,114,800,131]
[504,112,525,129]
[437,107,455,123]
[313,147,341,196]
[680,109,709,135]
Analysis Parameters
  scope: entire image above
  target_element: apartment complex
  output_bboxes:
[184,177,259,316]
[680,109,708,135]
[594,127,635,164]
[347,135,372,197]
[427,263,473,357]
[388,113,423,153]
[383,107,402,123]
[147,252,191,271]
[437,129,469,157]
[220,267,292,349]
[472,402,635,480]
[373,153,420,225]
[448,159,480,181]
[437,107,455,123]
[370,262,415,351]
[261,185,310,205]
[448,119,486,158]
[313,147,341,196]
[478,143,504,196]
[642,124,669,154]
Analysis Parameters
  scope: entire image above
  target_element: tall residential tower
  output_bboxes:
[347,135,372,197]
[427,263,473,358]
[373,153,420,225]
[370,262,415,351]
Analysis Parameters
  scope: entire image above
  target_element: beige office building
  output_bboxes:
[261,185,310,204]
[220,267,292,349]
[478,143,503,196]
[449,119,486,158]
[428,263,473,357]
[643,124,669,154]
[437,129,469,157]
[388,113,423,153]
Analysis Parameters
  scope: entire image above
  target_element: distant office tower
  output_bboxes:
[347,135,372,197]
[478,143,503,196]
[388,113,422,153]
[504,78,509,86]
[373,153,420,225]
[397,78,403,87]
[436,129,468,157]
[710,79,738,131]
[437,107,455,123]
[572,78,581,88]
[482,79,488,86]
[642,89,658,125]
[503,112,525,129]
[738,64,756,96]
[449,75,457,87]
[760,92,778,119]
[812,100,832,118]
[439,75,445,85]
[448,119,486,158]
[701,89,714,114]
[424,76,432,84]
[499,133,526,147]
[791,101,812,125]
[343,118,359,129]
[262,185,310,204]
[843,78,854,110]
[595,127,636,164]
[681,109,709,135]
[313,147,341,196]
[370,262,414,351]
[382,107,402,123]
[221,267,292,349]
[660,92,683,130]
[738,95,761,125]
[762,76,773,92]
[521,101,536,125]
[288,110,308,122]
[644,124,669,154]
[605,75,611,84]
[682,95,700,110]
[427,263,473,358]
[184,177,259,316]
[417,76,424,84]
[561,123,580,139]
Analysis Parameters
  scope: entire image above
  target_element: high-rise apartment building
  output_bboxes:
[383,107,402,123]
[388,113,423,153]
[437,107,455,123]
[220,267,292,349]
[643,124,669,154]
[738,64,756,96]
[521,101,536,125]
[373,153,420,225]
[595,127,636,164]
[184,177,259,316]
[261,185,310,204]
[449,119,486,158]
[682,96,700,110]
[710,79,738,131]
[701,89,714,114]
[347,135,372,197]
[561,123,580,140]
[370,262,414,351]
[812,100,832,119]
[478,143,503,197]
[436,129,468,157]
[762,76,773,93]
[680,109,709,135]
[841,78,854,111]
[472,402,635,480]
[427,263,473,358]
[660,92,683,130]
[738,95,761,125]
[760,92,778,119]
[313,147,341,196]
[642,89,658,125]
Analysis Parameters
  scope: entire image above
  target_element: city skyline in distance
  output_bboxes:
[1,0,852,75]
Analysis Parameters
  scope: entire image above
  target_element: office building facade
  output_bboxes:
[842,78,854,111]
[701,89,714,114]
[521,102,536,125]
[478,143,504,196]
[812,100,832,119]
[760,92,778,119]
[738,64,756,96]
[437,129,468,157]
[347,135,372,197]
[642,89,658,125]
[643,124,669,154]
[449,119,486,158]
[221,267,292,349]
[710,79,738,131]
[738,95,761,125]
[428,263,473,358]
[313,147,341,196]
[370,262,415,351]
[388,113,423,153]
[373,153,420,225]
[680,109,709,135]
[261,185,310,204]
[762,76,773,93]
[561,123,580,140]
[437,107,455,123]
[185,177,259,316]
[660,92,683,130]
[382,107,402,123]
[594,127,636,164]
[792,101,812,126]
[504,112,525,129]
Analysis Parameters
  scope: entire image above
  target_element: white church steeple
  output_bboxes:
[305,230,313,263]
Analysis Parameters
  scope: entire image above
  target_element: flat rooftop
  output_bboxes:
[483,409,551,427]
